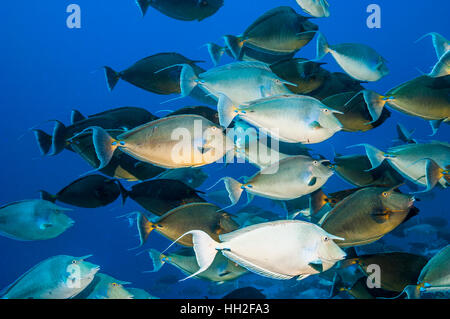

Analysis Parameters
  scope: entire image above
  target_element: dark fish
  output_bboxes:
[39,175,123,209]
[320,186,418,247]
[341,250,429,292]
[136,0,223,22]
[33,107,157,156]
[122,179,206,216]
[332,153,404,187]
[222,287,266,299]
[157,168,209,189]
[224,6,318,58]
[135,202,239,247]
[167,105,220,126]
[330,275,400,299]
[322,91,391,132]
[270,58,329,95]
[310,72,365,101]
[104,53,205,94]
[68,129,166,181]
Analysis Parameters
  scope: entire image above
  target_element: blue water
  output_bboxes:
[0,0,448,299]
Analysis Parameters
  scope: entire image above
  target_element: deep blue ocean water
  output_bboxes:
[0,0,448,299]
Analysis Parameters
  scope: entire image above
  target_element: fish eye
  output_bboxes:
[72,260,78,264]
[112,283,118,287]
[323,236,329,242]
[382,192,389,197]
[313,160,319,166]
[322,109,329,113]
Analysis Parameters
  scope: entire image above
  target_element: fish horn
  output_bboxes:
[78,254,94,261]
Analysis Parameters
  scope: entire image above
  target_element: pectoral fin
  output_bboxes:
[308,260,323,272]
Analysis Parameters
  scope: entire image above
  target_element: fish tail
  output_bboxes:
[415,158,445,193]
[403,285,422,299]
[217,93,238,128]
[137,212,155,247]
[206,42,225,66]
[329,273,345,299]
[349,144,387,170]
[309,189,329,216]
[316,31,330,60]
[116,180,129,205]
[104,66,121,91]
[396,123,415,144]
[223,35,244,60]
[92,126,119,170]
[223,177,244,206]
[32,129,52,156]
[39,190,57,203]
[135,0,150,17]
[147,249,166,273]
[70,109,86,124]
[360,90,387,123]
[180,64,199,98]
[164,230,219,282]
[49,120,67,156]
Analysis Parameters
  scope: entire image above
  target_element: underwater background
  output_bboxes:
[0,0,448,299]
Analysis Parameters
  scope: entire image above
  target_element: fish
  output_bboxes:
[331,153,405,188]
[316,32,389,82]
[296,0,330,18]
[135,0,223,21]
[179,61,292,106]
[121,179,206,216]
[90,115,234,170]
[75,273,133,299]
[310,72,366,101]
[340,250,429,292]
[403,245,450,299]
[219,155,333,206]
[166,220,346,281]
[33,107,158,156]
[0,200,74,241]
[224,6,318,58]
[145,248,247,283]
[126,288,159,299]
[1,255,99,299]
[322,90,391,132]
[68,129,166,181]
[222,287,266,299]
[269,58,329,95]
[218,93,343,144]
[39,175,123,208]
[134,202,240,247]
[104,53,204,94]
[330,275,400,299]
[382,75,450,134]
[403,224,439,242]
[356,142,450,191]
[167,105,220,126]
[156,167,209,188]
[320,186,418,248]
